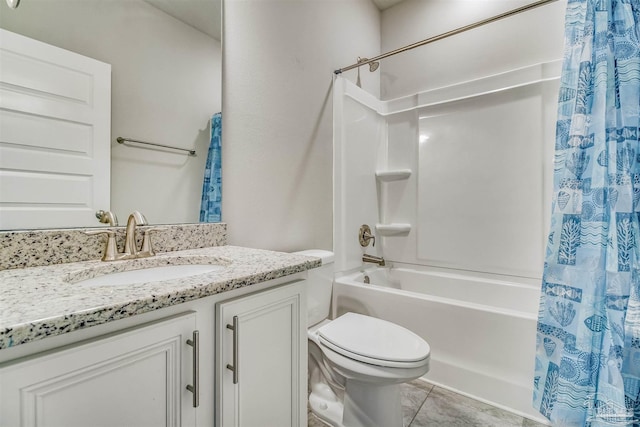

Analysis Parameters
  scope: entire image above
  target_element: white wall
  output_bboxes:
[0,0,222,225]
[380,0,566,99]
[222,0,380,251]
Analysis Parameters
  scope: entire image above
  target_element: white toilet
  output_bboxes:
[295,250,430,427]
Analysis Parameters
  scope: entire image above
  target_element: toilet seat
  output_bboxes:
[317,313,430,369]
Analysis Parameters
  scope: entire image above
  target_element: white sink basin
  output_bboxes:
[75,264,225,287]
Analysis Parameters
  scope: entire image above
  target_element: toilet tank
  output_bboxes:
[293,250,335,327]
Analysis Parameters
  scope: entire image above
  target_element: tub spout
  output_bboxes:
[362,253,385,266]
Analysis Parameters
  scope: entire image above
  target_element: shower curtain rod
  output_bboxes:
[334,0,559,75]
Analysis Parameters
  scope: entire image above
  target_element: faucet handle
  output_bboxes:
[359,224,375,247]
[95,210,119,226]
[86,229,119,261]
[138,227,168,258]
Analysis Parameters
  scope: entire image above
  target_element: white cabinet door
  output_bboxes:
[0,312,197,427]
[216,281,307,427]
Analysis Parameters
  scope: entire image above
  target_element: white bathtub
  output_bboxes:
[332,265,549,424]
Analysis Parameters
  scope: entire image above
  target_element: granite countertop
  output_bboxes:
[0,246,321,349]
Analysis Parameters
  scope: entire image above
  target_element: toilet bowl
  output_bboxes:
[294,250,431,427]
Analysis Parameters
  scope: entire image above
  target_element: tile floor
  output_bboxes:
[308,380,548,427]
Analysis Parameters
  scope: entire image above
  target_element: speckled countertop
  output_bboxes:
[0,246,321,349]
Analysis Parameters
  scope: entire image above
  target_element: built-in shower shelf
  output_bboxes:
[375,169,412,182]
[375,223,411,236]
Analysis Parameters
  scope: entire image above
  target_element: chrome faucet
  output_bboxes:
[95,210,119,226]
[362,253,385,266]
[359,224,376,247]
[123,211,148,258]
[87,211,158,261]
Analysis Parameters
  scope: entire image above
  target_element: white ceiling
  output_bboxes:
[371,0,406,10]
[143,0,403,42]
[143,0,222,41]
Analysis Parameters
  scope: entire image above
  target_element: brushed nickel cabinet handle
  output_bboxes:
[186,330,199,407]
[226,316,239,384]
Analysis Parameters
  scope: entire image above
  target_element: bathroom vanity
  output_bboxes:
[0,25,311,427]
[0,238,319,427]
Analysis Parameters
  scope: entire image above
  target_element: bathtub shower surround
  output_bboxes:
[533,1,640,425]
[333,61,561,276]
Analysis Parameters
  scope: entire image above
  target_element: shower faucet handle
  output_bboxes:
[359,224,376,247]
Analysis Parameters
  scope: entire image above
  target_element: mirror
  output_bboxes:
[0,0,222,229]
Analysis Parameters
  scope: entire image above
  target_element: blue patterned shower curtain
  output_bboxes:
[200,112,222,222]
[533,1,640,425]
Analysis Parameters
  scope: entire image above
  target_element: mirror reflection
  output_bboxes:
[0,0,222,230]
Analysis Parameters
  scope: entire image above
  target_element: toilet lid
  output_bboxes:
[317,313,430,367]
